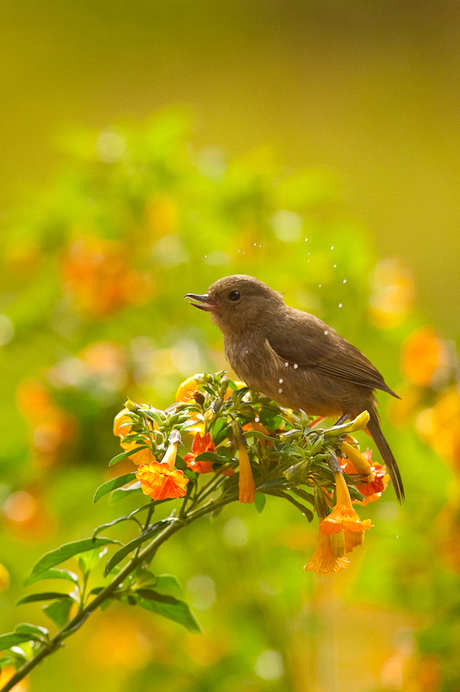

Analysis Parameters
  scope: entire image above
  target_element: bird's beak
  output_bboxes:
[184,293,218,312]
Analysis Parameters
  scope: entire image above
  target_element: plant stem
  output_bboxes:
[0,495,234,692]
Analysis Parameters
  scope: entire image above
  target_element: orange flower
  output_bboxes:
[184,432,215,473]
[304,533,350,574]
[401,326,447,387]
[238,442,255,504]
[356,462,389,505]
[175,376,200,403]
[136,437,188,501]
[320,472,373,535]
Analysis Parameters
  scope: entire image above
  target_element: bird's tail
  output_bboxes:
[367,409,405,503]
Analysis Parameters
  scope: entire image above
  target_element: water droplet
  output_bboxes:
[293,364,299,369]
[338,303,343,308]
[204,255,207,258]
[284,362,289,367]
[245,349,249,354]
[334,264,337,268]
[278,378,283,384]
[319,284,321,288]
[324,330,328,335]
[259,245,262,248]
[255,416,260,423]
[254,243,257,246]
[305,238,308,242]
[331,246,334,250]
[307,252,310,255]
[343,279,347,284]
[278,388,283,394]
[307,259,310,262]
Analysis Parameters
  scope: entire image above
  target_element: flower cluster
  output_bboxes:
[111,373,389,575]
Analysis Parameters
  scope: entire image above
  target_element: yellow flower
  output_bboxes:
[175,376,199,402]
[320,472,373,535]
[304,533,350,574]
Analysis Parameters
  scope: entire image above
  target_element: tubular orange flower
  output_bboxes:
[356,462,389,505]
[238,441,255,504]
[340,439,374,483]
[136,435,188,500]
[184,432,215,473]
[320,472,373,535]
[304,533,350,574]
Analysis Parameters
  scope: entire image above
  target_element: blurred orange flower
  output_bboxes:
[61,236,153,318]
[304,532,350,574]
[401,326,447,387]
[16,380,77,468]
[369,258,415,329]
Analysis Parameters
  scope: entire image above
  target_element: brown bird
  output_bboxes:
[185,274,404,502]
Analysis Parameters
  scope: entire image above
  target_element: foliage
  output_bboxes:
[1,373,383,690]
[0,110,459,691]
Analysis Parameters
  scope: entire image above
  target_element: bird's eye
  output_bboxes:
[228,290,241,302]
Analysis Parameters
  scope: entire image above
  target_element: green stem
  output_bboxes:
[0,495,235,692]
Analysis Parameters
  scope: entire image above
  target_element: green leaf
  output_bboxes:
[0,632,42,648]
[78,546,109,573]
[15,623,49,639]
[92,514,141,539]
[16,592,71,605]
[110,482,142,503]
[28,537,121,582]
[42,597,75,629]
[135,589,201,633]
[256,477,287,490]
[104,520,171,577]
[155,574,183,595]
[242,430,274,442]
[253,492,266,514]
[93,472,137,503]
[109,448,149,467]
[24,568,79,587]
[194,452,231,463]
[0,654,24,669]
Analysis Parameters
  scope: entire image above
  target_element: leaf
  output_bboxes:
[15,624,49,639]
[256,477,287,490]
[109,447,150,467]
[93,472,137,503]
[135,589,201,633]
[110,482,142,503]
[0,654,24,669]
[253,492,266,514]
[155,574,183,595]
[28,537,121,582]
[92,514,141,539]
[194,452,230,463]
[0,632,42,648]
[104,520,171,577]
[42,597,75,629]
[291,488,315,506]
[243,430,274,442]
[78,546,109,573]
[16,592,71,605]
[24,568,79,587]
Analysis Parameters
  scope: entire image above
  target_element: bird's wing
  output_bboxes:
[267,311,397,395]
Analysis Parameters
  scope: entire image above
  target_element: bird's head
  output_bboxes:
[185,274,284,334]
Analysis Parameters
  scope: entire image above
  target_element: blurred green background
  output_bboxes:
[1,2,460,691]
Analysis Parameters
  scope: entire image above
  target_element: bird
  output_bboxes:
[185,274,404,502]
